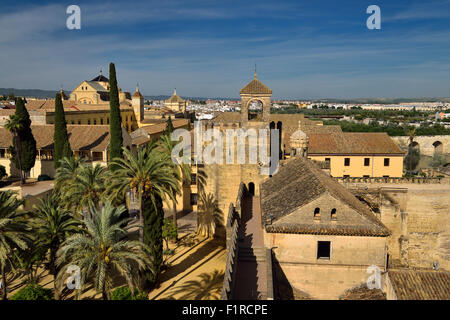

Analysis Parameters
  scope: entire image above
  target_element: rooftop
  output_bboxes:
[308,132,405,155]
[388,269,450,300]
[0,125,126,152]
[260,157,390,236]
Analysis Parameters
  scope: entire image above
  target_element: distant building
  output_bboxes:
[0,125,132,178]
[165,89,187,113]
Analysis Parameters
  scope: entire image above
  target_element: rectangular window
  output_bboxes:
[343,175,350,178]
[364,158,370,166]
[363,175,370,178]
[191,173,197,185]
[325,158,330,163]
[92,152,103,161]
[344,158,350,166]
[190,193,198,205]
[317,241,331,260]
[384,158,390,166]
[0,149,5,158]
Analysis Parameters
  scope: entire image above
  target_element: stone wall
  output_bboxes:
[350,183,450,271]
[265,233,387,299]
[391,135,450,157]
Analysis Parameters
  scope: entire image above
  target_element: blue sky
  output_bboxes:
[1,0,450,99]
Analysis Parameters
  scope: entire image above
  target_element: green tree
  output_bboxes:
[54,156,84,197]
[163,116,174,136]
[162,218,177,251]
[33,194,80,299]
[4,114,24,184]
[53,93,72,169]
[143,193,164,286]
[10,284,53,300]
[7,98,37,183]
[108,63,123,167]
[56,202,152,300]
[158,134,190,233]
[0,190,31,299]
[60,163,106,216]
[107,144,180,243]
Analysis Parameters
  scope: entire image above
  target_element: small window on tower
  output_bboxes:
[344,158,350,166]
[384,158,390,166]
[364,158,370,166]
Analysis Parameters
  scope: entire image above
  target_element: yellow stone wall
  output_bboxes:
[309,155,403,177]
[265,232,387,299]
[45,109,138,133]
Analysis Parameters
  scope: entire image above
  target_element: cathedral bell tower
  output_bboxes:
[239,67,272,125]
[132,84,144,125]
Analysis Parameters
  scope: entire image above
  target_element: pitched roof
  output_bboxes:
[25,99,132,112]
[91,74,109,82]
[131,119,189,145]
[133,89,143,98]
[0,125,118,152]
[85,81,109,92]
[308,132,404,155]
[260,157,390,236]
[240,77,272,95]
[388,269,450,300]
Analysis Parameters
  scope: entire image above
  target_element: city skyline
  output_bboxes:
[1,0,450,99]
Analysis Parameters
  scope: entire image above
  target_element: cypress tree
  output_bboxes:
[143,194,164,287]
[12,98,36,180]
[163,116,174,136]
[53,93,72,168]
[109,63,123,166]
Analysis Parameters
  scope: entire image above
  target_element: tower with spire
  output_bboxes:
[239,66,272,124]
[132,83,144,124]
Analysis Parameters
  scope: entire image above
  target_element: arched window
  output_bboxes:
[314,207,320,219]
[331,208,337,220]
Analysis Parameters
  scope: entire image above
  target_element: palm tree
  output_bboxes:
[158,134,191,233]
[56,202,152,300]
[107,143,181,243]
[4,115,24,184]
[0,190,31,299]
[60,163,106,217]
[54,156,85,196]
[33,194,80,299]
[197,192,223,238]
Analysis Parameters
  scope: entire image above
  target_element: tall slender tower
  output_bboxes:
[132,84,144,126]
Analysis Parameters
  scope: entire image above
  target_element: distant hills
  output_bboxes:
[0,88,58,99]
[1,88,449,103]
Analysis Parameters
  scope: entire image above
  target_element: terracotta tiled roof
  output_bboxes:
[261,157,390,236]
[388,269,450,300]
[25,99,132,112]
[240,78,272,95]
[0,125,117,152]
[308,132,404,155]
[131,119,189,145]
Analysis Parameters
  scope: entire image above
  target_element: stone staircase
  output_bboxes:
[238,246,267,262]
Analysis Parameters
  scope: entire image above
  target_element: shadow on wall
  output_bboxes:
[272,253,313,300]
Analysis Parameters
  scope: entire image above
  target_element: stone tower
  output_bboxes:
[290,126,308,157]
[132,85,144,124]
[239,69,272,125]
